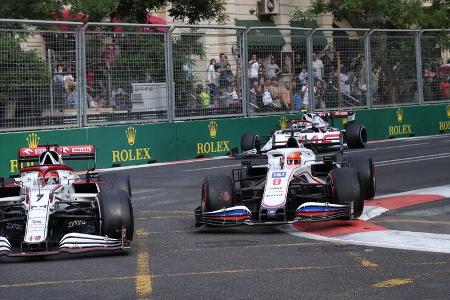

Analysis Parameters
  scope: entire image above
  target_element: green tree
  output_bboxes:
[0,0,227,24]
[309,0,449,29]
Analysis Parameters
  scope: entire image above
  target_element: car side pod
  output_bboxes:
[196,206,252,227]
[295,202,351,222]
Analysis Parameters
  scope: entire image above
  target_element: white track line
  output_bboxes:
[348,142,429,153]
[376,153,450,167]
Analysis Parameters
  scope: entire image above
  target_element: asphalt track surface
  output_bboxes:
[1,134,450,299]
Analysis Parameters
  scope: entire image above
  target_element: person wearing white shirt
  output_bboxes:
[249,54,260,79]
[312,53,324,80]
[207,59,218,97]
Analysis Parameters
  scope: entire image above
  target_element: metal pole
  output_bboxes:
[81,27,88,126]
[166,25,176,122]
[75,26,82,127]
[307,30,315,112]
[47,49,54,118]
[241,28,250,117]
[415,31,424,105]
[365,31,373,108]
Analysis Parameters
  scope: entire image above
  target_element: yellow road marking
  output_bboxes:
[372,219,450,225]
[0,276,136,289]
[170,242,326,252]
[349,252,378,269]
[137,210,191,214]
[136,228,151,299]
[1,261,448,290]
[371,278,413,288]
[136,216,187,220]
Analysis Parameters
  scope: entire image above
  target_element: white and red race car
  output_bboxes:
[240,111,367,155]
[0,145,133,257]
[195,136,375,227]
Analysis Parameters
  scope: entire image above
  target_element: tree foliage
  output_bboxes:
[309,0,449,29]
[0,0,227,24]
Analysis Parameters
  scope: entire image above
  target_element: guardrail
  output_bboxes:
[0,19,449,132]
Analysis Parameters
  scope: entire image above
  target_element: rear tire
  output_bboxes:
[327,168,364,219]
[241,132,260,152]
[98,190,134,241]
[342,155,376,199]
[201,175,235,212]
[345,124,367,148]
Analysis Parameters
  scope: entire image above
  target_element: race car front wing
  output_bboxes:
[195,202,353,227]
[0,227,130,257]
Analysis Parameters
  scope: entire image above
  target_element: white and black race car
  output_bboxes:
[240,111,367,156]
[195,137,375,227]
[0,145,133,257]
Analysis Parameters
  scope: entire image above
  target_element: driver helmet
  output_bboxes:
[45,171,59,185]
[287,152,301,165]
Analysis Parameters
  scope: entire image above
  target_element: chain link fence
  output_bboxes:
[0,19,449,132]
[0,19,82,130]
[170,26,245,120]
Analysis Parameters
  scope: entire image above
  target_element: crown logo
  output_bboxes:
[447,105,450,118]
[396,107,403,123]
[279,116,288,129]
[208,121,218,138]
[126,126,136,146]
[26,133,40,148]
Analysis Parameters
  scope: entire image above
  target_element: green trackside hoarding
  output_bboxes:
[0,103,449,178]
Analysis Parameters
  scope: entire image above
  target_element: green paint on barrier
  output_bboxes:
[0,104,449,178]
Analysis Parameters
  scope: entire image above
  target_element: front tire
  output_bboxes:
[201,175,235,212]
[345,124,367,148]
[241,132,260,152]
[98,190,134,241]
[327,168,364,219]
[342,155,376,199]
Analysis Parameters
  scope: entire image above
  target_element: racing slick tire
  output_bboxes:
[327,168,364,219]
[99,172,131,198]
[345,123,367,149]
[98,190,134,241]
[342,155,376,200]
[201,175,235,212]
[241,132,260,152]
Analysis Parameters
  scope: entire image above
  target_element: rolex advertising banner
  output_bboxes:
[0,104,449,177]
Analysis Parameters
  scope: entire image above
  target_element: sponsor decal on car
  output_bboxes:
[272,171,287,178]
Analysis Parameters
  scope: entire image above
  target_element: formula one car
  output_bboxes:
[195,136,375,227]
[0,145,133,257]
[240,111,367,156]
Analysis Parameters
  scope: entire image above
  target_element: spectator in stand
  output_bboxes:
[339,66,352,102]
[103,42,117,68]
[207,59,218,98]
[314,80,326,109]
[321,48,336,82]
[266,57,281,80]
[301,83,312,110]
[225,85,240,107]
[258,62,266,81]
[271,80,284,108]
[298,67,308,87]
[219,64,234,89]
[281,82,292,110]
[196,84,210,108]
[249,54,260,80]
[293,84,302,111]
[312,53,324,80]
[215,53,228,74]
[439,74,450,100]
[249,80,261,111]
[262,85,275,108]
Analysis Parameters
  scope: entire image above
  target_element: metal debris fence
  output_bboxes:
[0,19,449,131]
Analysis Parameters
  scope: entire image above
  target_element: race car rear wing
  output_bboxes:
[18,145,96,163]
[315,111,355,121]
